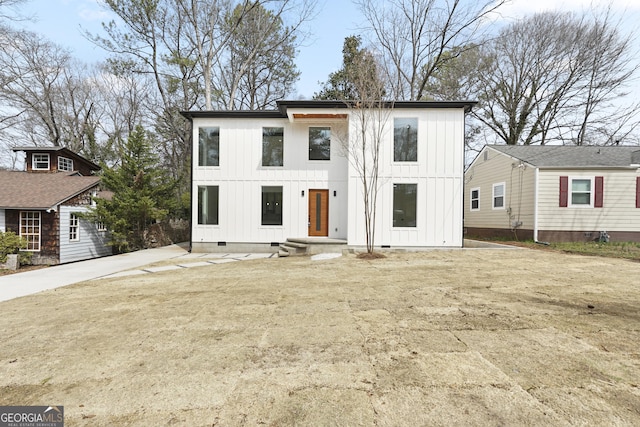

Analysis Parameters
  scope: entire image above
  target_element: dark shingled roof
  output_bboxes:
[489,145,640,168]
[0,171,100,209]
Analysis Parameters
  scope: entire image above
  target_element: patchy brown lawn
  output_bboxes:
[1,248,639,426]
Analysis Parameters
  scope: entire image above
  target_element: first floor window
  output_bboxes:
[470,188,480,211]
[198,127,220,166]
[69,213,79,241]
[262,127,284,166]
[198,186,219,225]
[493,183,505,209]
[262,186,283,225]
[571,178,592,206]
[20,211,41,251]
[33,153,49,170]
[309,127,331,160]
[394,117,418,162]
[393,183,417,227]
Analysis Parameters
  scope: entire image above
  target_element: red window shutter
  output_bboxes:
[636,177,640,208]
[594,176,604,208]
[559,176,568,207]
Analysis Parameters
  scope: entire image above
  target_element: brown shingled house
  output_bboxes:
[1,147,111,265]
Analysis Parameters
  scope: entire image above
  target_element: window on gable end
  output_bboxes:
[470,188,480,211]
[492,183,505,209]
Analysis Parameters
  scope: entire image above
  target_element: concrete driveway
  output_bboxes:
[0,244,188,302]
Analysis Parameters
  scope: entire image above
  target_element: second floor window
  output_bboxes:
[199,127,219,166]
[33,154,50,170]
[58,156,74,172]
[394,118,418,162]
[262,127,284,166]
[309,127,330,160]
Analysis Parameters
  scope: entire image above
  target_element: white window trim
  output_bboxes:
[470,187,480,211]
[492,182,505,210]
[58,156,74,172]
[69,213,80,242]
[569,176,594,208]
[20,211,41,252]
[32,153,50,170]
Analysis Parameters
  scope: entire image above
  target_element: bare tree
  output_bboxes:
[474,10,639,146]
[0,28,97,153]
[355,0,506,100]
[329,39,388,255]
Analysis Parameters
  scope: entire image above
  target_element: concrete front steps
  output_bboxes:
[278,238,348,257]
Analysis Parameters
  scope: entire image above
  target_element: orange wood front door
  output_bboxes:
[308,189,329,237]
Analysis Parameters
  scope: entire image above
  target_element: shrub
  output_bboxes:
[0,231,28,264]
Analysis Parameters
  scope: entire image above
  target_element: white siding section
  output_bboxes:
[59,206,111,264]
[192,117,349,244]
[537,169,640,232]
[0,209,5,232]
[464,147,536,230]
[348,109,465,247]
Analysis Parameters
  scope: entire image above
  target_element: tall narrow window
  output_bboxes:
[262,127,284,166]
[20,211,41,251]
[69,213,79,241]
[393,184,417,227]
[309,127,330,160]
[198,186,219,225]
[470,188,480,211]
[262,186,283,225]
[394,118,418,161]
[32,154,50,170]
[58,157,74,172]
[198,127,219,166]
[493,183,505,209]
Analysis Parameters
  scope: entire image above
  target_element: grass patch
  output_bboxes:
[498,240,640,261]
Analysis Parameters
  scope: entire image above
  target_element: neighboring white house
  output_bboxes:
[182,100,474,253]
[464,144,640,243]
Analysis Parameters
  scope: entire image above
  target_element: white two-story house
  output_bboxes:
[182,100,474,253]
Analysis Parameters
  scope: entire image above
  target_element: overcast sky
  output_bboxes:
[17,0,640,99]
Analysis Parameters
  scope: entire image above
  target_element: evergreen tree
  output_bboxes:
[314,35,383,101]
[87,125,177,253]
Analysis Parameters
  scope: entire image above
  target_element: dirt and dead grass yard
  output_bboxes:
[1,247,639,426]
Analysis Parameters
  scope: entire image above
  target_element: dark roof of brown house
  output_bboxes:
[0,170,101,210]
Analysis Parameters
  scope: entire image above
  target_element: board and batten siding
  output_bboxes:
[59,206,111,264]
[537,169,640,232]
[348,108,465,247]
[0,209,5,232]
[464,148,536,231]
[191,116,349,245]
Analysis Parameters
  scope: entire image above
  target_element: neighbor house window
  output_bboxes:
[470,188,480,211]
[309,127,330,160]
[198,185,219,225]
[32,154,50,170]
[58,156,74,172]
[262,127,284,166]
[393,183,417,227]
[96,221,107,232]
[69,213,79,241]
[262,186,283,225]
[493,183,505,209]
[198,127,219,166]
[394,118,418,162]
[560,176,603,208]
[20,211,41,251]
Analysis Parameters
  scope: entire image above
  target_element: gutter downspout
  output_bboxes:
[533,167,539,242]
